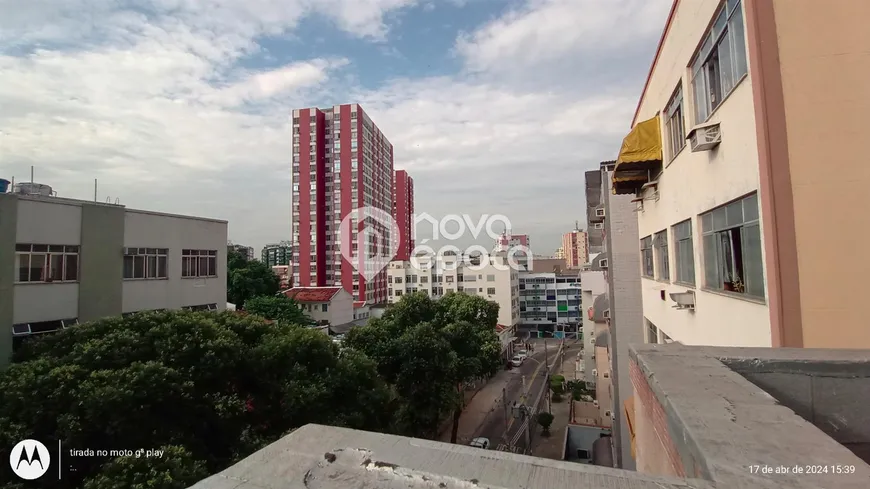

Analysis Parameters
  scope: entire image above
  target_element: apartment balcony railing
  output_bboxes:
[187,345,870,489]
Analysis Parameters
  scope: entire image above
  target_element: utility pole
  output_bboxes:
[502,387,508,432]
[524,407,532,454]
[547,373,552,413]
[544,340,549,370]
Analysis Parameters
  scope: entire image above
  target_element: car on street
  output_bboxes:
[510,355,523,368]
[469,437,490,449]
[516,349,528,361]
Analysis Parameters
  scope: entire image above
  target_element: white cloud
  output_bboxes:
[0,0,670,254]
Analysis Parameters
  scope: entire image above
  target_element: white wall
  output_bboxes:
[13,283,78,323]
[16,199,81,245]
[580,270,607,375]
[122,210,227,313]
[633,0,771,347]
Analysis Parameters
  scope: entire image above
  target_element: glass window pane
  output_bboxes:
[32,245,48,252]
[50,254,64,281]
[134,256,145,279]
[693,73,708,123]
[15,244,31,252]
[30,253,46,281]
[16,254,30,282]
[182,256,190,277]
[730,5,748,79]
[198,257,209,277]
[147,255,157,279]
[158,256,168,278]
[65,255,78,281]
[726,200,744,227]
[65,246,79,253]
[701,213,713,232]
[703,234,719,288]
[208,257,217,276]
[712,207,727,230]
[712,8,727,38]
[742,224,764,297]
[743,193,759,221]
[718,33,734,95]
[123,255,134,279]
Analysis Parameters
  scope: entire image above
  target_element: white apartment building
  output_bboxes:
[0,187,227,367]
[580,254,608,376]
[518,272,582,332]
[386,253,520,327]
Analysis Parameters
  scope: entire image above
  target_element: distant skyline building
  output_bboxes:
[261,241,291,267]
[393,170,414,261]
[291,104,394,303]
[561,228,589,268]
[227,242,254,261]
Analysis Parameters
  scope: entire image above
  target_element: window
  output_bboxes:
[124,248,169,280]
[672,220,696,285]
[654,231,670,281]
[321,304,328,312]
[640,236,654,278]
[181,249,218,278]
[691,0,748,122]
[486,274,495,282]
[647,321,659,344]
[15,244,79,283]
[183,303,218,312]
[595,208,605,217]
[487,287,496,295]
[665,84,685,159]
[701,193,763,298]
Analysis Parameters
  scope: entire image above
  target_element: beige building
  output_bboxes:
[386,252,520,327]
[561,229,588,269]
[612,0,870,349]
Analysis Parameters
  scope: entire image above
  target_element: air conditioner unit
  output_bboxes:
[688,123,722,152]
[669,291,696,311]
[592,369,598,377]
[593,400,599,407]
[602,309,611,319]
[610,412,616,420]
[595,207,606,217]
[590,338,596,345]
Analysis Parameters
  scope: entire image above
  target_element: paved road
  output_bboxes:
[474,340,559,451]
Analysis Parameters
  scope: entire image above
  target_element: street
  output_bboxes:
[473,339,557,453]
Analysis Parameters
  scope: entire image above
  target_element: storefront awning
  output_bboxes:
[624,395,636,460]
[612,116,663,195]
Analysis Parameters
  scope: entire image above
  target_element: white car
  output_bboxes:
[510,355,523,368]
[516,349,529,361]
[469,437,490,449]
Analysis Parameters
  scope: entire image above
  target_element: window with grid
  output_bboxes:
[654,231,670,281]
[14,244,79,283]
[640,236,654,278]
[701,193,763,298]
[124,248,169,280]
[672,220,696,285]
[665,84,685,159]
[690,0,748,123]
[181,249,218,278]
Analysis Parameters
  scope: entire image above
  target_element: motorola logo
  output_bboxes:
[9,439,50,480]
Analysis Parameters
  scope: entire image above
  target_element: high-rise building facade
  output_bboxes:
[228,242,254,261]
[261,241,291,267]
[392,170,414,261]
[291,104,394,303]
[561,229,589,268]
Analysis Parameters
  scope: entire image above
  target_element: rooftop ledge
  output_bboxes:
[188,345,870,489]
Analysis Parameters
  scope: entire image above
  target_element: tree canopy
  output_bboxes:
[0,310,390,489]
[343,292,502,441]
[243,295,315,326]
[226,250,280,308]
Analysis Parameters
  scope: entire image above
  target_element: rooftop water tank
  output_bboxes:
[13,182,54,196]
[0,179,9,193]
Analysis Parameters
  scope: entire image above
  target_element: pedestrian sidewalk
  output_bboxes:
[438,369,515,444]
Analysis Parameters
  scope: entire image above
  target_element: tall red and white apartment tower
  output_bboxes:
[291,104,394,303]
[393,170,414,261]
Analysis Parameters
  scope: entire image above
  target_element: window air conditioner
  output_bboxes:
[590,338,596,345]
[688,123,722,152]
[669,291,696,311]
[592,369,598,377]
[593,400,599,407]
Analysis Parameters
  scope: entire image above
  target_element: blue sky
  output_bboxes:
[0,0,671,254]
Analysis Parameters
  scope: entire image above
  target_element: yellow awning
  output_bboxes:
[612,115,664,194]
[624,395,636,460]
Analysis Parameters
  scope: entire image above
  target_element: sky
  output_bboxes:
[0,0,671,256]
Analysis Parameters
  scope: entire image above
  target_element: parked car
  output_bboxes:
[516,349,528,361]
[469,437,490,449]
[511,355,523,368]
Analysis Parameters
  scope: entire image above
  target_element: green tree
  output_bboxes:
[537,412,554,436]
[244,295,314,326]
[0,310,390,489]
[82,446,208,489]
[227,250,280,308]
[344,291,502,441]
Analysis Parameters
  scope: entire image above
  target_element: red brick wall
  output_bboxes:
[630,359,686,477]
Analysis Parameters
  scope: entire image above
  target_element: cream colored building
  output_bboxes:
[386,253,520,327]
[561,229,588,269]
[612,0,870,349]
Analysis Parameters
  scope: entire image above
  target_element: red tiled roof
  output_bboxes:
[283,287,342,303]
[353,301,367,309]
